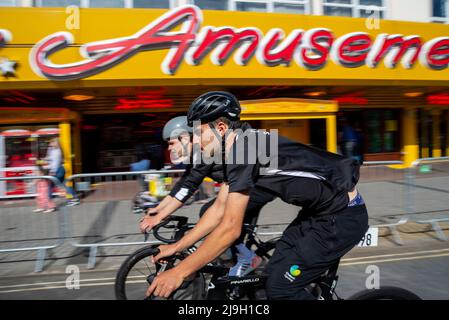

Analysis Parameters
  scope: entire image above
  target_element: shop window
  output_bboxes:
[4,136,35,168]
[36,0,173,7]
[89,0,125,7]
[417,109,448,158]
[441,110,448,156]
[194,0,229,10]
[36,0,81,7]
[417,109,434,158]
[81,114,168,172]
[433,0,447,16]
[274,1,308,14]
[323,0,353,17]
[366,111,382,153]
[0,0,18,6]
[228,0,310,14]
[365,110,399,154]
[133,0,172,8]
[383,110,397,152]
[338,109,400,160]
[234,1,267,12]
[432,0,449,23]
[2,131,59,168]
[323,0,385,18]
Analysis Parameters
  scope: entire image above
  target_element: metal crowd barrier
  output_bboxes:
[359,157,449,244]
[64,169,196,269]
[2,158,448,273]
[357,161,409,245]
[0,175,68,272]
[407,157,449,241]
[240,161,411,245]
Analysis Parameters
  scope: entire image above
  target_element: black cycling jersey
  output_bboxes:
[169,163,223,202]
[225,128,361,216]
[169,122,253,203]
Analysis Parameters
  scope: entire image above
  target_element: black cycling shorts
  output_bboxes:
[198,188,275,244]
[265,204,369,300]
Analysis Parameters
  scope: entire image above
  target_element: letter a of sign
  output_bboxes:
[30,5,202,80]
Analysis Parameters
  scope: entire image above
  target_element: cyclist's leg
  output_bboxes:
[229,190,276,277]
[199,194,267,247]
[264,219,335,300]
[265,205,368,300]
[235,187,276,245]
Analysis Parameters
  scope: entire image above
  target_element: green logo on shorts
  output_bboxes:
[290,265,301,277]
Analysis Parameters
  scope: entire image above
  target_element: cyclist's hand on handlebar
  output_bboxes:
[146,268,184,299]
[139,215,161,233]
[152,244,178,263]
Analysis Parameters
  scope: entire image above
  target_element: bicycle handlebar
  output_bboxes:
[152,215,189,244]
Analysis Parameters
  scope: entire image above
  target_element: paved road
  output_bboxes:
[0,235,448,300]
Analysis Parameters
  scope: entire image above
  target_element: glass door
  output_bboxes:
[2,131,37,197]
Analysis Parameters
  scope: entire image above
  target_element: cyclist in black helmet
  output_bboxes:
[140,116,276,279]
[147,92,368,300]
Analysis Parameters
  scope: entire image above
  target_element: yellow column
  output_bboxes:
[402,108,419,167]
[432,109,441,158]
[73,120,82,174]
[58,122,73,180]
[447,110,449,156]
[326,115,337,153]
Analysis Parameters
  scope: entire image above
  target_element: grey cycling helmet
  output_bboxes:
[187,91,241,127]
[162,116,193,141]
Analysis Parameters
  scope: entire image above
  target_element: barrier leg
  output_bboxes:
[87,245,98,269]
[390,226,404,246]
[430,222,448,241]
[34,248,47,273]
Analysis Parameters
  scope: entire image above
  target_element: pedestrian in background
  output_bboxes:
[341,119,355,157]
[33,165,55,213]
[130,148,151,190]
[44,138,80,206]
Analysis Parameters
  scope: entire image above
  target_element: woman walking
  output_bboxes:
[44,138,80,206]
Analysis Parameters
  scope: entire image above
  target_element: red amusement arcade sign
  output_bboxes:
[22,5,449,80]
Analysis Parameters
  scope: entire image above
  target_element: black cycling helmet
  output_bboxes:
[187,91,241,127]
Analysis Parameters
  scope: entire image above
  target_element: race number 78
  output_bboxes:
[358,228,379,247]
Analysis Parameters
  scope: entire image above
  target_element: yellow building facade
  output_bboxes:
[1,5,449,197]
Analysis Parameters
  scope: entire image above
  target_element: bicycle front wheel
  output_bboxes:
[115,246,160,300]
[115,246,206,300]
[348,286,422,300]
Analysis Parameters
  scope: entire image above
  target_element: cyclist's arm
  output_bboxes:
[154,195,174,211]
[145,164,212,226]
[175,188,249,280]
[173,144,256,279]
[172,185,228,253]
[152,195,183,221]
[169,164,212,203]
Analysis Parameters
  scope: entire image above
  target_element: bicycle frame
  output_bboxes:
[151,215,341,300]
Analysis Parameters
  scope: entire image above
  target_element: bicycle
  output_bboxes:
[115,213,279,300]
[115,215,421,300]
